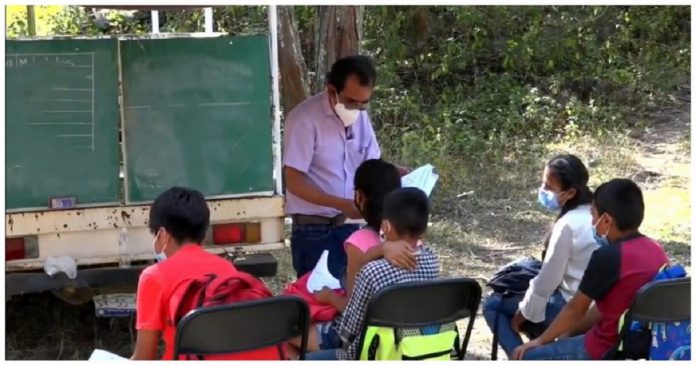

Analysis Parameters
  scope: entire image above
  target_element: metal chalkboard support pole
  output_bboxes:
[268,5,283,196]
[150,10,159,34]
[204,7,214,33]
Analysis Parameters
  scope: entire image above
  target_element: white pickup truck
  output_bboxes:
[5,7,286,315]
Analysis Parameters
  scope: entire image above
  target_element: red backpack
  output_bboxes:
[283,272,345,322]
[166,270,283,360]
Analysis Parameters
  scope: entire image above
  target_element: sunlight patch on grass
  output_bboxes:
[642,185,691,246]
[544,132,642,188]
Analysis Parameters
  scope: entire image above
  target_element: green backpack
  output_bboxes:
[359,323,459,360]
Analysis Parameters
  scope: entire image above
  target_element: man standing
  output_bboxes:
[283,55,381,278]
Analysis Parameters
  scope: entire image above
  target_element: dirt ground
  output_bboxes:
[5,102,691,360]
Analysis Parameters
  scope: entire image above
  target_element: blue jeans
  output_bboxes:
[316,321,341,350]
[339,267,347,289]
[305,349,338,360]
[522,335,591,360]
[290,223,359,278]
[483,290,567,358]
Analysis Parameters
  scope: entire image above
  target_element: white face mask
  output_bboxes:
[379,221,392,242]
[332,90,361,127]
[152,230,168,262]
[334,102,360,127]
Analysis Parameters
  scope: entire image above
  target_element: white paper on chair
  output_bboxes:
[401,164,439,197]
[88,349,128,361]
[306,250,341,292]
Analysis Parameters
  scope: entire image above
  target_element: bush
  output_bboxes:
[357,6,689,199]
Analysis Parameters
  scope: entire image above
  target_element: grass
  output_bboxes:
[5,107,690,360]
[5,293,135,360]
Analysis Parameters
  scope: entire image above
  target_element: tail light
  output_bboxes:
[6,237,39,261]
[211,222,262,245]
[213,223,244,244]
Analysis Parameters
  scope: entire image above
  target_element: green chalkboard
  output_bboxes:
[5,39,121,211]
[121,36,274,203]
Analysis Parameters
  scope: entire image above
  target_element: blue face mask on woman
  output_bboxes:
[537,188,562,212]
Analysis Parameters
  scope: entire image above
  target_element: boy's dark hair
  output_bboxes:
[148,187,210,244]
[326,55,377,92]
[354,159,402,232]
[593,178,645,231]
[383,187,430,238]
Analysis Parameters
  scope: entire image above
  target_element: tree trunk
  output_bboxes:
[313,6,363,93]
[277,6,310,113]
[26,6,37,36]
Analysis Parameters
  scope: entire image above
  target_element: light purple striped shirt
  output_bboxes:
[283,92,381,217]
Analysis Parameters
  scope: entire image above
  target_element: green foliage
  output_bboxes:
[214,6,267,35]
[5,6,269,37]
[354,6,690,198]
[6,6,151,36]
[48,7,150,36]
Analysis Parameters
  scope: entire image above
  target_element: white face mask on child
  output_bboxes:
[152,230,168,262]
[379,221,392,242]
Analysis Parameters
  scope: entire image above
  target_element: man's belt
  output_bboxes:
[291,214,347,227]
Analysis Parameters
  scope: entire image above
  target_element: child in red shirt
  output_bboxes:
[131,187,268,360]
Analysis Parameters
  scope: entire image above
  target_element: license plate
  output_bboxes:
[93,293,136,318]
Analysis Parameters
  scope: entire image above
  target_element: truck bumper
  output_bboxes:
[6,253,278,297]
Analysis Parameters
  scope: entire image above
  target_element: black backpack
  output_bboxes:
[486,257,542,360]
[487,257,541,297]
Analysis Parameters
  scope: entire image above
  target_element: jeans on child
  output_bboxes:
[339,267,347,289]
[316,321,342,350]
[522,335,591,360]
[305,349,339,360]
[290,224,359,277]
[482,290,567,358]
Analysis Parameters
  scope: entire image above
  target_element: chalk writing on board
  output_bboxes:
[7,52,97,151]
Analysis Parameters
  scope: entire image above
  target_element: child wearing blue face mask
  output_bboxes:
[512,178,669,360]
[483,154,598,358]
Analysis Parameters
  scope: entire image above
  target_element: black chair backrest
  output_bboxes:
[357,278,482,360]
[173,295,310,360]
[628,277,690,322]
[607,277,691,360]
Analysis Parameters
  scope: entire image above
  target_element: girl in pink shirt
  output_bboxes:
[342,159,402,295]
[287,160,420,356]
[306,159,419,316]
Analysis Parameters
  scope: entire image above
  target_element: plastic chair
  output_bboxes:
[490,303,548,360]
[604,277,691,359]
[173,296,310,360]
[355,278,482,360]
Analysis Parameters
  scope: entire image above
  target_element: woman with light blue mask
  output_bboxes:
[483,154,598,358]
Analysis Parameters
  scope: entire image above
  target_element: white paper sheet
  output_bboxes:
[401,164,439,196]
[88,349,128,361]
[306,250,341,292]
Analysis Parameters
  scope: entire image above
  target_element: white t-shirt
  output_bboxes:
[519,204,598,322]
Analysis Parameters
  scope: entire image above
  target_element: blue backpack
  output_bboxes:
[620,265,691,360]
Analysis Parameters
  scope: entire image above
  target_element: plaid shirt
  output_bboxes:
[336,246,440,360]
